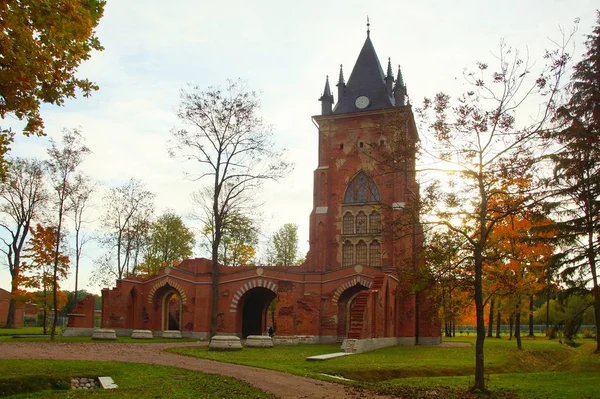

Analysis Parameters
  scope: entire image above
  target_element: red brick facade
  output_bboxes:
[97,31,440,345]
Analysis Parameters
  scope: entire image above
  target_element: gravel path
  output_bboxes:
[0,342,393,399]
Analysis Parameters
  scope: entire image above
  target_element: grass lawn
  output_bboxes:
[0,359,271,398]
[170,336,600,399]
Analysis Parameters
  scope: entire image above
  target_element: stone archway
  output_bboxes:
[238,287,277,338]
[163,290,182,331]
[336,283,369,339]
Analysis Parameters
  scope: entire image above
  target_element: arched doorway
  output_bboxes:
[163,290,182,331]
[238,287,276,338]
[337,284,369,339]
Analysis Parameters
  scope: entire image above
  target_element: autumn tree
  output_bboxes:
[0,158,47,327]
[20,224,69,334]
[46,129,89,339]
[93,178,155,286]
[425,228,472,337]
[141,212,195,275]
[486,200,555,349]
[267,223,300,266]
[418,37,570,390]
[170,79,292,337]
[547,12,600,352]
[0,0,105,177]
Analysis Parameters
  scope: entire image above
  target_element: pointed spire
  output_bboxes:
[366,16,370,37]
[385,57,394,96]
[319,75,334,115]
[336,64,346,103]
[394,65,407,107]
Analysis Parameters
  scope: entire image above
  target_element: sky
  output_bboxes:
[1,0,598,295]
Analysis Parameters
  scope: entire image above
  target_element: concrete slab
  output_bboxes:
[209,335,242,351]
[245,335,273,348]
[131,330,153,339]
[92,329,116,340]
[98,376,118,389]
[162,330,182,339]
[306,352,354,361]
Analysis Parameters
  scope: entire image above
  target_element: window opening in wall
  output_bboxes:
[340,143,344,150]
[343,212,354,235]
[356,240,367,264]
[342,240,353,267]
[369,211,381,233]
[380,140,385,146]
[343,172,381,203]
[356,211,367,234]
[359,142,364,148]
[370,241,381,267]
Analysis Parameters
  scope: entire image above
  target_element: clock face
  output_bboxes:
[355,95,370,109]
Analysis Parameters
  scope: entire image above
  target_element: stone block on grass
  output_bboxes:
[209,335,242,351]
[245,335,273,348]
[92,329,116,340]
[131,330,153,339]
[162,330,182,339]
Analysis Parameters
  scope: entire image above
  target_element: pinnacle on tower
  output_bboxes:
[394,65,407,107]
[319,75,334,115]
[385,57,394,96]
[336,64,346,103]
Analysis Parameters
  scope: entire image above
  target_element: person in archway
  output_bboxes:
[268,325,274,337]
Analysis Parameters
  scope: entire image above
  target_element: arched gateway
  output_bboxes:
[96,26,441,347]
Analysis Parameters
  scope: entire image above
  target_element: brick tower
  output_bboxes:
[306,24,419,276]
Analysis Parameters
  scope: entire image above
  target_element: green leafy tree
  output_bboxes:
[201,211,258,267]
[547,12,600,353]
[0,0,105,176]
[170,80,292,337]
[142,212,195,274]
[268,223,300,266]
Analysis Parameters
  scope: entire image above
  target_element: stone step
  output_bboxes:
[306,352,354,361]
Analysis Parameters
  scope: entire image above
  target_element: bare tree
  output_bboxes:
[170,79,292,337]
[46,128,90,339]
[94,178,154,286]
[417,38,570,391]
[69,174,95,303]
[0,158,47,327]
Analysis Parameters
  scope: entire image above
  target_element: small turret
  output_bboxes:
[385,58,394,97]
[336,64,346,104]
[319,75,334,115]
[393,65,407,106]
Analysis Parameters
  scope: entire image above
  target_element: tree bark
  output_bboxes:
[515,302,522,350]
[487,298,495,338]
[528,295,535,337]
[472,245,486,392]
[495,305,501,338]
[509,313,514,340]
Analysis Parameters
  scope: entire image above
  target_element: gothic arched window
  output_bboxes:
[356,240,367,264]
[343,172,381,204]
[343,212,354,235]
[369,211,381,233]
[370,240,381,267]
[355,211,367,234]
[342,240,353,267]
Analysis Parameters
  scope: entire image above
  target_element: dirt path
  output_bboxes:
[0,342,393,399]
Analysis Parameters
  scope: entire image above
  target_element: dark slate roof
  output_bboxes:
[333,35,394,114]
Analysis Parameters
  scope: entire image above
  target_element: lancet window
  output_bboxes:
[369,211,381,233]
[343,212,354,235]
[355,211,367,234]
[343,172,381,203]
[370,241,381,267]
[355,240,367,264]
[342,240,353,267]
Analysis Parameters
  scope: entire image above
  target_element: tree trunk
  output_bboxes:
[5,283,18,328]
[51,206,64,341]
[472,245,486,392]
[528,295,535,337]
[487,298,495,338]
[515,302,522,350]
[509,313,514,340]
[495,306,501,338]
[210,239,220,338]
